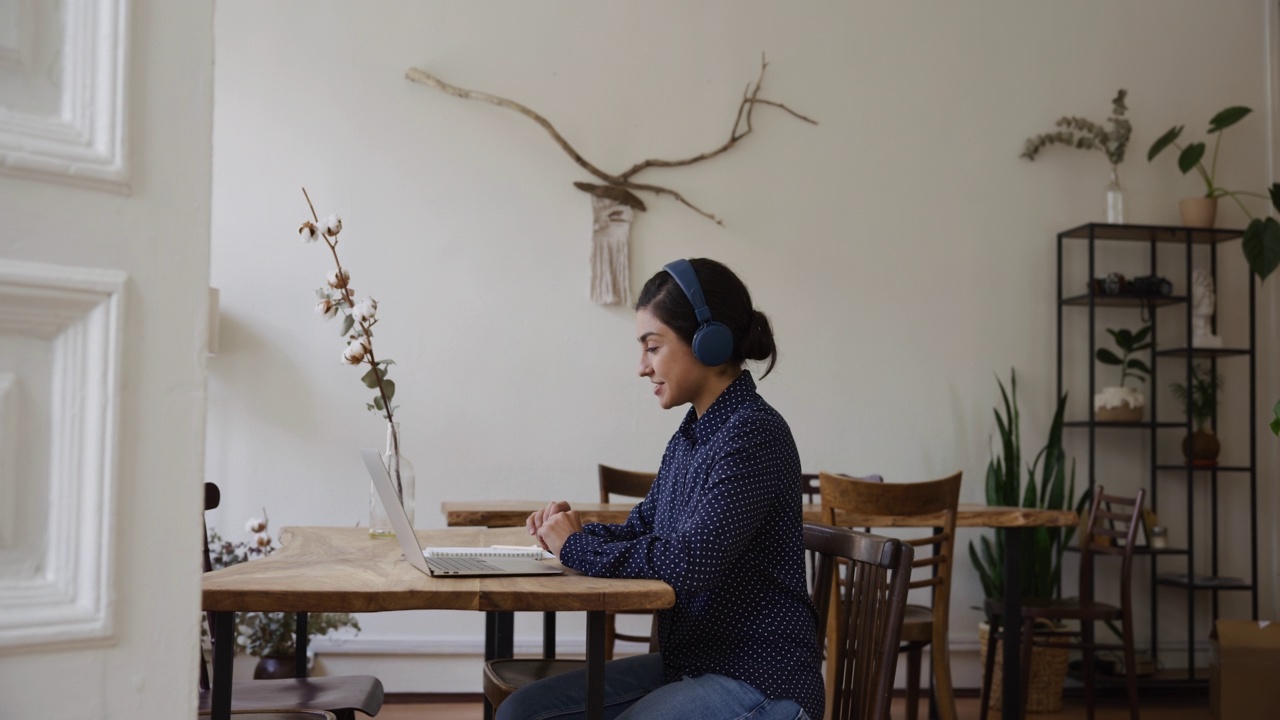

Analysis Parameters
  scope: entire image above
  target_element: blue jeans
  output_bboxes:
[495,653,809,720]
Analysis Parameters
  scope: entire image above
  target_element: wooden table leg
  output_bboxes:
[1001,527,1023,720]
[585,611,606,720]
[211,611,235,720]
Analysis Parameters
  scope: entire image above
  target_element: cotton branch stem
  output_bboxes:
[404,55,817,225]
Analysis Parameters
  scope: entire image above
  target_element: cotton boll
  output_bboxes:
[343,341,368,364]
[299,221,321,243]
[321,214,343,237]
[327,269,350,289]
[352,297,378,323]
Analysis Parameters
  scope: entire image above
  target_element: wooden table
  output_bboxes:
[202,526,674,720]
[443,500,1077,720]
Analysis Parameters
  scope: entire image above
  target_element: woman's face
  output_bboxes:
[636,307,717,412]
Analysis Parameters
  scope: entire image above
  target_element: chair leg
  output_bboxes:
[1121,618,1140,720]
[906,645,922,720]
[1082,620,1096,720]
[979,619,999,720]
[1019,618,1034,720]
[931,631,957,720]
[603,612,616,662]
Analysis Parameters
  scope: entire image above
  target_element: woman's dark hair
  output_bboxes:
[635,258,778,378]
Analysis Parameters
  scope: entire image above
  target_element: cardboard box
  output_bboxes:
[1211,620,1280,719]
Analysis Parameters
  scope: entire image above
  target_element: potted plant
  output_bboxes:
[968,370,1089,713]
[1170,363,1224,465]
[1021,89,1132,223]
[1094,324,1152,422]
[1148,106,1280,281]
[207,515,361,678]
[1272,400,1280,437]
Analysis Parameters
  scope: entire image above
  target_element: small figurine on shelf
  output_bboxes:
[1190,269,1224,349]
[1094,324,1152,422]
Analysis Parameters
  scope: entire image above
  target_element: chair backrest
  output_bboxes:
[1077,486,1146,609]
[200,482,222,691]
[819,472,962,635]
[598,464,656,503]
[800,472,882,506]
[805,522,913,720]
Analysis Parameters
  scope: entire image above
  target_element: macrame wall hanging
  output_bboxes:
[405,56,816,306]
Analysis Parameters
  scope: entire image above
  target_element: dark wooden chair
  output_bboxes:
[805,522,914,720]
[482,465,658,713]
[199,712,338,720]
[597,464,660,660]
[819,471,963,720]
[200,483,385,720]
[801,472,882,594]
[980,487,1144,720]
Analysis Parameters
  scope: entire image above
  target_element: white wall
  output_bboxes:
[208,0,1279,691]
[0,0,214,716]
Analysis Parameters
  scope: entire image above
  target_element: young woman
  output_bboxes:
[498,258,822,720]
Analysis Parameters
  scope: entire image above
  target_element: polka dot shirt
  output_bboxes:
[559,371,824,720]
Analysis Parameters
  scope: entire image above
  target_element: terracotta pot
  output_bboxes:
[1182,428,1221,465]
[253,655,298,679]
[1179,197,1218,228]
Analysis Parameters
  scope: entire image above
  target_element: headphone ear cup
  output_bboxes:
[692,321,734,366]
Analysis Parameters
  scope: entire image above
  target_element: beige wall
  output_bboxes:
[207,0,1279,690]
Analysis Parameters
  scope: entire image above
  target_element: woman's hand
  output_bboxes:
[526,500,572,548]
[537,510,584,557]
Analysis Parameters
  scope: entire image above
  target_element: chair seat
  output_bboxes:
[199,712,338,720]
[483,659,586,710]
[898,604,935,643]
[197,676,384,718]
[984,596,1123,621]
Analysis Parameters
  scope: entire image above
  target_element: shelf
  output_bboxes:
[1064,420,1187,429]
[1155,464,1252,473]
[1065,666,1210,693]
[1062,293,1186,307]
[1156,573,1252,590]
[1155,347,1251,358]
[1065,545,1189,556]
[1059,223,1245,243]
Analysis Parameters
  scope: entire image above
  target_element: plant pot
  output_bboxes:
[253,655,298,680]
[1179,197,1218,228]
[1094,387,1145,423]
[979,621,1071,714]
[1182,428,1221,465]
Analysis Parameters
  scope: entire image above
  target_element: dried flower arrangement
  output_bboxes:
[1021,89,1131,167]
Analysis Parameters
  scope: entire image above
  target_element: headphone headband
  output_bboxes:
[662,259,734,366]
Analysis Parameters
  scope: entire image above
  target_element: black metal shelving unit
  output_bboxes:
[1055,222,1258,687]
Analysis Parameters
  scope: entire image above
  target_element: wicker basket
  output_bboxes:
[1096,404,1143,423]
[978,621,1071,713]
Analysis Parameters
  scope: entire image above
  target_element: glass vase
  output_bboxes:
[1104,165,1126,224]
[370,420,415,537]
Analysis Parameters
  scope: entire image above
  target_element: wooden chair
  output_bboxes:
[980,487,1144,720]
[819,471,963,720]
[801,473,882,594]
[805,522,914,720]
[200,483,385,720]
[597,464,659,660]
[481,465,658,713]
[199,712,338,720]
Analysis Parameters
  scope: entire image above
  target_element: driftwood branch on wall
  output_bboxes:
[404,55,816,225]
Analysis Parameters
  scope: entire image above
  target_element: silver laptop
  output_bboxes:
[360,447,563,577]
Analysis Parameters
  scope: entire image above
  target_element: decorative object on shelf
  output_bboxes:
[1148,105,1280,280]
[297,189,413,536]
[1088,272,1172,298]
[206,515,360,676]
[405,57,817,306]
[1148,526,1168,550]
[968,371,1087,713]
[1190,269,1223,348]
[1021,89,1131,224]
[1170,362,1223,465]
[1094,324,1152,422]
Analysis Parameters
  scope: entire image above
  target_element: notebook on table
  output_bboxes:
[360,447,563,577]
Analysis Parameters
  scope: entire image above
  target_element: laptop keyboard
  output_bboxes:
[426,557,501,573]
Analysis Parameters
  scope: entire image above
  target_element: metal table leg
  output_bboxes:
[585,610,606,720]
[211,611,236,720]
[1002,527,1024,720]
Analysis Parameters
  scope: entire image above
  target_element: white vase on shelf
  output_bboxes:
[1104,165,1126,224]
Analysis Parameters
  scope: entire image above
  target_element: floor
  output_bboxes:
[376,694,1211,719]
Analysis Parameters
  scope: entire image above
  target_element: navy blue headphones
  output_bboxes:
[663,259,734,366]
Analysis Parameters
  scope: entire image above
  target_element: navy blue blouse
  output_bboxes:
[559,371,824,720]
